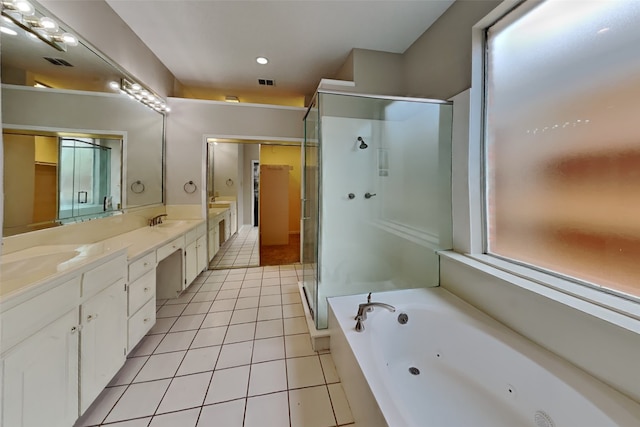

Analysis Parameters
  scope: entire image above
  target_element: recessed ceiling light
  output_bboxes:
[256,57,268,65]
[0,26,17,36]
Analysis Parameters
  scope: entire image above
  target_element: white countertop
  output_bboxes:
[0,218,206,306]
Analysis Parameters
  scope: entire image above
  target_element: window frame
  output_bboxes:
[461,0,640,330]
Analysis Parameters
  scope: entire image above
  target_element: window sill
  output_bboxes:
[438,250,640,335]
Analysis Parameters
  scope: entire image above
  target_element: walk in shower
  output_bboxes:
[302,91,453,329]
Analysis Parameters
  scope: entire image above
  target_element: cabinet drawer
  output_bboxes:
[128,298,156,352]
[128,269,156,316]
[82,255,127,298]
[157,236,183,261]
[1,276,80,352]
[128,251,156,282]
[185,227,198,245]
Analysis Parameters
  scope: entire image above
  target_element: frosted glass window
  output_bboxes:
[485,0,640,298]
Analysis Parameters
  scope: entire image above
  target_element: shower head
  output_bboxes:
[357,136,368,149]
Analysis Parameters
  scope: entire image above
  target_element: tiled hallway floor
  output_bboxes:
[210,225,259,269]
[75,264,354,427]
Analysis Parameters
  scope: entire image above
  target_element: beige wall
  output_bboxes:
[260,145,301,234]
[3,134,35,230]
[351,49,404,96]
[165,98,304,205]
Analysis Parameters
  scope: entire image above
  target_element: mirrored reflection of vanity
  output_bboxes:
[1,0,165,237]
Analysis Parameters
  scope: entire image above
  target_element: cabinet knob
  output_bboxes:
[71,326,78,334]
[143,262,149,267]
[87,314,98,322]
[143,318,150,323]
[144,287,150,292]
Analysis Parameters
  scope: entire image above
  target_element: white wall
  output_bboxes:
[39,0,175,97]
[165,98,304,206]
[213,144,238,198]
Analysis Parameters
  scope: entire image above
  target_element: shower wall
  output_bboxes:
[310,92,452,328]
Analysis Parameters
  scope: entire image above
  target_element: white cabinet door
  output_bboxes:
[80,280,127,413]
[2,309,79,427]
[185,240,198,287]
[196,235,207,273]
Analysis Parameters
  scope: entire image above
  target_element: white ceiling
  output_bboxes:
[105,0,455,99]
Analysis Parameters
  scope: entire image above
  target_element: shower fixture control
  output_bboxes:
[348,193,355,199]
[364,192,377,199]
[357,136,368,149]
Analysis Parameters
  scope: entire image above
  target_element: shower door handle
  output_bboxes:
[364,193,376,199]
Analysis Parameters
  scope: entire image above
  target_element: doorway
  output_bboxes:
[252,160,259,227]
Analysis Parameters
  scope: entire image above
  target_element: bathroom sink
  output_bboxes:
[154,220,187,229]
[1,251,80,282]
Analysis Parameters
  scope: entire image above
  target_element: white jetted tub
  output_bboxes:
[328,288,640,427]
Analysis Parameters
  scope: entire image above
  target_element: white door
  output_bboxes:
[2,309,79,427]
[80,281,126,412]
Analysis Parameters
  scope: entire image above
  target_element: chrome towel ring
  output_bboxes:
[131,180,145,193]
[184,180,197,194]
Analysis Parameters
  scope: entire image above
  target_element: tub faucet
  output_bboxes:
[149,214,168,226]
[354,293,395,332]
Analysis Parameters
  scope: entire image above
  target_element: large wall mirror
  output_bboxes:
[1,0,165,237]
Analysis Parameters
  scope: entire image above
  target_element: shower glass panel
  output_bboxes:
[302,97,320,320]
[58,138,114,220]
[304,91,453,329]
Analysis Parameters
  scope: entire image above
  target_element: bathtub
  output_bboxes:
[328,288,640,427]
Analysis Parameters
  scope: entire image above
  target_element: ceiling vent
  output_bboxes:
[44,57,74,67]
[258,78,275,86]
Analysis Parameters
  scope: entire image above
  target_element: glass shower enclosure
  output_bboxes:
[302,91,453,329]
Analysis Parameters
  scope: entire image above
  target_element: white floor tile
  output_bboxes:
[108,356,148,386]
[154,330,197,354]
[244,391,289,427]
[260,285,281,295]
[223,322,255,344]
[149,407,199,427]
[169,314,206,332]
[286,356,325,389]
[216,289,240,300]
[164,292,195,305]
[205,365,250,404]
[198,281,223,292]
[248,359,287,396]
[190,326,227,348]
[259,294,282,307]
[282,292,302,304]
[285,333,315,357]
[134,351,185,382]
[257,305,282,321]
[255,319,284,339]
[197,399,245,427]
[242,279,262,288]
[148,317,177,335]
[283,317,308,335]
[216,341,254,369]
[74,385,127,426]
[181,302,213,316]
[103,418,151,427]
[156,304,187,318]
[252,336,285,363]
[282,284,299,293]
[209,299,237,312]
[129,334,164,357]
[283,303,304,318]
[244,272,262,280]
[280,276,300,285]
[230,307,258,325]
[235,296,259,309]
[328,383,354,425]
[239,287,261,298]
[201,311,232,328]
[289,385,336,427]
[104,379,170,423]
[156,372,212,413]
[177,345,221,376]
[320,353,340,384]
[191,291,219,303]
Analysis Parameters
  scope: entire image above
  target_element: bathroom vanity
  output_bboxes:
[0,213,217,427]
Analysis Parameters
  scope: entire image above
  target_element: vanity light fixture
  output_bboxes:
[225,96,240,103]
[119,78,170,114]
[1,1,78,51]
[256,56,269,65]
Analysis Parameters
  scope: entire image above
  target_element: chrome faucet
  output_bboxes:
[149,214,168,226]
[354,293,395,332]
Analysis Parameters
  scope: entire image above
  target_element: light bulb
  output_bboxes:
[109,81,120,90]
[256,57,268,65]
[39,17,58,32]
[15,0,35,16]
[60,32,77,46]
[131,83,141,91]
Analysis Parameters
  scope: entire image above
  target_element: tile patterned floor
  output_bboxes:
[75,264,354,427]
[210,225,259,269]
